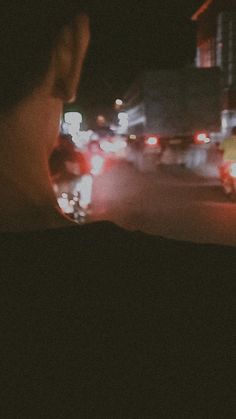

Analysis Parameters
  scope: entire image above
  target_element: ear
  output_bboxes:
[53,14,90,103]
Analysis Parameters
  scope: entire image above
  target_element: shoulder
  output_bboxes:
[67,222,236,275]
[1,220,235,259]
[1,221,235,279]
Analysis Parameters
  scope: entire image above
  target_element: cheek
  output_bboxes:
[46,121,61,158]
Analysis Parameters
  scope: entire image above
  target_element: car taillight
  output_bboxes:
[145,136,159,146]
[229,163,236,178]
[194,132,210,144]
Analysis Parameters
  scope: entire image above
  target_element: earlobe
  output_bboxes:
[54,78,77,103]
[53,14,90,103]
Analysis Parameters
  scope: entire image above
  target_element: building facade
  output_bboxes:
[192,0,236,135]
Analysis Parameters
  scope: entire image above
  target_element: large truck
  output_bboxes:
[125,67,222,140]
[124,67,222,168]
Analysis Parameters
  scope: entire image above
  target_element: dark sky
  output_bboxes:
[76,0,204,115]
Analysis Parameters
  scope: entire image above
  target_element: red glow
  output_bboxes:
[194,132,210,144]
[191,0,213,21]
[145,136,159,146]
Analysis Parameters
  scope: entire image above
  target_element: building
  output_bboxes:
[122,0,236,139]
[192,0,236,135]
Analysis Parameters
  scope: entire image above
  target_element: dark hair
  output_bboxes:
[232,126,236,135]
[0,1,90,113]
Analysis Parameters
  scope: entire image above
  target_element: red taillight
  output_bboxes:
[145,136,159,146]
[194,132,210,144]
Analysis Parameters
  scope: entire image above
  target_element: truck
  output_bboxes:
[124,67,222,168]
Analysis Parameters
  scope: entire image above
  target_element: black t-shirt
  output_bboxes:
[0,221,235,418]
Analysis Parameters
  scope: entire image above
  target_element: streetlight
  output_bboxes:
[115,99,123,106]
[114,98,123,111]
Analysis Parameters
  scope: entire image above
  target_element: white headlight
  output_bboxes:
[230,163,236,178]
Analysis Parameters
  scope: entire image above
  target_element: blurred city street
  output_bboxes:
[91,161,236,246]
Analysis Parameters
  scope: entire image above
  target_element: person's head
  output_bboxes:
[0,1,92,230]
[0,1,90,115]
[231,126,236,136]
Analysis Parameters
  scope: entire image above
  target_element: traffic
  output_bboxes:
[48,115,236,230]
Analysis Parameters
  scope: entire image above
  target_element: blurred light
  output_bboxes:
[146,136,158,146]
[61,121,70,134]
[75,175,93,208]
[113,139,127,152]
[91,132,99,141]
[230,163,236,178]
[100,139,127,154]
[100,140,114,153]
[64,112,83,140]
[222,117,227,129]
[197,133,207,141]
[73,130,93,148]
[195,132,210,144]
[129,134,137,140]
[115,99,123,106]
[118,112,129,133]
[96,115,106,126]
[118,112,128,121]
[126,104,144,117]
[53,183,59,194]
[127,115,146,127]
[57,196,73,214]
[91,155,105,175]
[64,112,82,126]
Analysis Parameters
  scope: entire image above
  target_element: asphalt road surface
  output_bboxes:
[91,161,236,247]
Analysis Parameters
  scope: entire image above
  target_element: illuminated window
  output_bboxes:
[197,38,216,68]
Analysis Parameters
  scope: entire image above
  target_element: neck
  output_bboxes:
[0,91,74,232]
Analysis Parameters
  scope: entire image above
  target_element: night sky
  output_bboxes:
[76,0,204,116]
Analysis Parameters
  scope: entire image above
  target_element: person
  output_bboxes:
[49,133,90,201]
[0,2,235,418]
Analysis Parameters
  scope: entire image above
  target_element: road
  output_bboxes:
[91,161,236,246]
